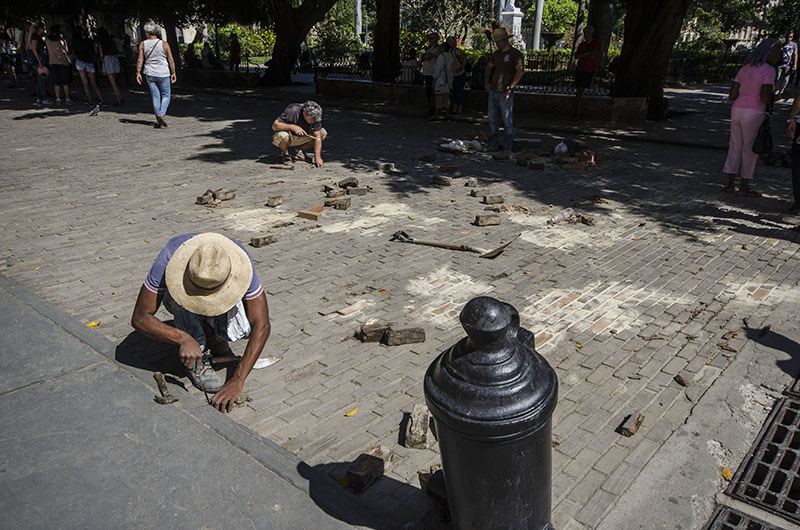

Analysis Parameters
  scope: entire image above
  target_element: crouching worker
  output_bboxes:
[272,100,327,167]
[131,232,272,412]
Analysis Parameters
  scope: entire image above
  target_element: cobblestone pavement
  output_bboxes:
[2,82,800,529]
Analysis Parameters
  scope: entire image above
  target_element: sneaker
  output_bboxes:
[65,98,72,105]
[56,98,62,105]
[186,354,224,393]
[41,99,53,105]
[157,114,168,127]
[88,104,100,116]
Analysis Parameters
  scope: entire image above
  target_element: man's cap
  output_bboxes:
[165,233,253,316]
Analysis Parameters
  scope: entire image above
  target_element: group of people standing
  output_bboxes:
[421,32,469,121]
[26,22,126,107]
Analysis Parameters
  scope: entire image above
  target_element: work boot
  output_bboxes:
[186,354,224,393]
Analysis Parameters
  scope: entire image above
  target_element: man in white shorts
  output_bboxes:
[271,100,327,167]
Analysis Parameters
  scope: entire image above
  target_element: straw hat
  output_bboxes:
[165,233,253,316]
[492,28,513,42]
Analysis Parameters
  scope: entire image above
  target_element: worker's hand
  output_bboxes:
[210,378,244,413]
[136,72,142,85]
[314,154,324,167]
[787,120,796,139]
[292,125,306,136]
[178,336,203,370]
[503,87,513,98]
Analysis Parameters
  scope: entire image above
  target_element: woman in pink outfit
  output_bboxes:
[723,39,780,196]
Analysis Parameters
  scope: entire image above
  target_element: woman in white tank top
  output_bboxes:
[136,22,176,128]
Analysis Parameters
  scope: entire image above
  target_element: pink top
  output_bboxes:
[732,63,776,111]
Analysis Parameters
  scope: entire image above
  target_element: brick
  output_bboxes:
[298,204,324,221]
[474,215,500,226]
[249,235,278,248]
[432,175,453,186]
[481,195,505,205]
[383,327,426,346]
[265,196,283,207]
[338,176,358,188]
[324,197,351,210]
[346,186,370,195]
[470,188,489,197]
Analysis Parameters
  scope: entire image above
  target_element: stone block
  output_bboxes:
[432,175,453,186]
[346,446,392,492]
[298,204,324,221]
[338,176,359,188]
[249,235,277,248]
[383,327,426,346]
[359,323,391,342]
[347,186,370,196]
[465,177,478,187]
[470,188,489,197]
[265,196,283,207]
[324,197,351,210]
[474,215,500,226]
[481,195,505,205]
[326,189,346,198]
[404,403,434,449]
[620,410,644,437]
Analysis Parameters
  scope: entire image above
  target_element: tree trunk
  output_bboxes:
[263,0,339,86]
[587,0,616,70]
[163,18,182,69]
[570,0,588,62]
[355,0,363,43]
[611,0,691,120]
[372,0,400,82]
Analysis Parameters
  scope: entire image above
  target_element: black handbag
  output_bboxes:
[752,113,773,155]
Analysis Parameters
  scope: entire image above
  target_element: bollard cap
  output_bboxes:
[424,296,558,440]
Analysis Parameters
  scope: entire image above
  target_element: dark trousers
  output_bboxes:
[793,126,800,207]
[424,75,434,106]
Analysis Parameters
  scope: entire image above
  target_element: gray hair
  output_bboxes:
[302,100,322,122]
[748,38,777,66]
[143,22,161,37]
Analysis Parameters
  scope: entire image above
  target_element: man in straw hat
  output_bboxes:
[484,26,524,158]
[132,233,272,412]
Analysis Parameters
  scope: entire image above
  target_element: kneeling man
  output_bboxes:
[132,232,271,412]
[272,100,327,167]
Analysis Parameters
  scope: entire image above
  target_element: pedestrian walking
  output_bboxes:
[775,33,797,99]
[484,27,524,157]
[45,25,72,105]
[432,41,454,121]
[136,22,177,129]
[74,29,104,106]
[572,25,601,120]
[421,32,440,116]
[96,27,123,106]
[448,36,467,115]
[28,22,50,105]
[723,39,779,197]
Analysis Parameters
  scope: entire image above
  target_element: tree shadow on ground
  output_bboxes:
[297,459,434,530]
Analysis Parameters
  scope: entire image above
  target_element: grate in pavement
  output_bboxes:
[702,505,781,530]
[726,397,800,525]
[787,377,800,398]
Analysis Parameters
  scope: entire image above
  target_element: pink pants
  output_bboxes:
[723,106,765,180]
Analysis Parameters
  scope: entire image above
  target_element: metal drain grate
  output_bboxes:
[727,397,800,525]
[787,378,800,398]
[702,505,781,530]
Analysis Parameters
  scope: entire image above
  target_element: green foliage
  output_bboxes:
[308,17,362,64]
[690,0,766,33]
[527,0,578,34]
[764,0,800,35]
[399,29,427,54]
[212,24,275,61]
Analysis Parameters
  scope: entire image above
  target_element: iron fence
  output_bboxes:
[314,51,750,95]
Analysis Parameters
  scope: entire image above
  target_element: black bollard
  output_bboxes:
[424,296,558,530]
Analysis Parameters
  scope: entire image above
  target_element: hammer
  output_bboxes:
[153,372,179,404]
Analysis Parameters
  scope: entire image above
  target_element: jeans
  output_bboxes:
[488,91,514,150]
[145,75,171,117]
[34,68,47,100]
[162,291,250,349]
[792,125,800,207]
[776,64,791,94]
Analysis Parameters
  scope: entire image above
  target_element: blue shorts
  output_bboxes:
[75,59,95,73]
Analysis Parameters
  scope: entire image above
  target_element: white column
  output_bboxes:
[532,0,544,50]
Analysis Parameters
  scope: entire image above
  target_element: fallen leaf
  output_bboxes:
[33,267,40,271]
[632,238,640,241]
[721,467,732,481]
[301,327,306,332]
[111,291,118,295]
[551,441,560,448]
[408,216,415,220]
[539,288,547,291]
[575,344,583,349]
[248,162,255,166]
[378,289,388,294]
[718,342,737,353]
[523,271,532,275]
[345,407,358,417]
[358,259,363,262]
[460,231,470,235]
[87,321,100,327]
[207,176,213,179]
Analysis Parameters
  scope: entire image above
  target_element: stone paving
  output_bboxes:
[2,81,800,529]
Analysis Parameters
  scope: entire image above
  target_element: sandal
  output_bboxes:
[738,189,762,197]
[281,153,294,166]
